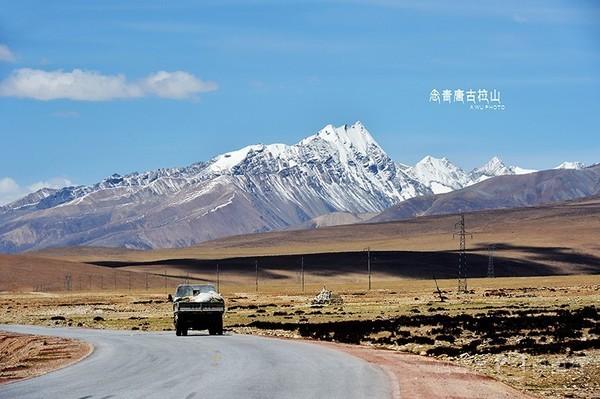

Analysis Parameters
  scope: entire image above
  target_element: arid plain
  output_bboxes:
[1,197,599,398]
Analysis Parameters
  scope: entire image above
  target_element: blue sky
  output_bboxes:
[0,1,599,204]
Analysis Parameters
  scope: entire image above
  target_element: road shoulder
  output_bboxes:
[314,341,537,399]
[0,330,92,384]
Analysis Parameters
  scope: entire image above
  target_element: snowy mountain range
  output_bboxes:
[0,122,588,252]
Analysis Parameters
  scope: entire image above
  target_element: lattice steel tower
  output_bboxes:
[454,214,471,293]
[487,245,495,278]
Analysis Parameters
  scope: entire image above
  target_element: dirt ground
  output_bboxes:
[0,331,91,384]
[1,196,597,397]
[321,341,536,399]
[1,274,599,398]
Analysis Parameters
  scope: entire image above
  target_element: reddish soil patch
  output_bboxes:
[0,331,92,384]
[319,342,536,399]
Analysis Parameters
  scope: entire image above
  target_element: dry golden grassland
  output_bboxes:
[32,197,600,272]
[2,198,599,397]
[1,274,599,399]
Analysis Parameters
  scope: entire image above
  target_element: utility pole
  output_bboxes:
[255,260,259,293]
[128,271,132,292]
[453,214,472,293]
[487,245,495,278]
[364,247,372,290]
[433,274,445,302]
[164,269,167,293]
[64,273,72,291]
[300,256,305,293]
[216,263,220,293]
[114,271,117,290]
[145,273,149,290]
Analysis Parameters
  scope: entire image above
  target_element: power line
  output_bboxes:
[453,214,472,293]
[255,259,259,293]
[64,273,72,291]
[300,256,305,293]
[487,244,495,278]
[364,247,372,290]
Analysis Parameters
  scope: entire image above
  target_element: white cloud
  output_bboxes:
[0,176,73,206]
[28,177,73,192]
[0,68,217,101]
[142,71,218,99]
[0,44,15,63]
[0,178,21,204]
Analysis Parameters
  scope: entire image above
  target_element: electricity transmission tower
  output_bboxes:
[255,259,259,292]
[365,247,372,290]
[487,245,495,278]
[300,256,305,293]
[453,214,472,293]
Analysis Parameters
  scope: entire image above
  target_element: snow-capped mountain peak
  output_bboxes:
[555,161,585,170]
[407,155,468,194]
[1,121,593,253]
[467,156,537,186]
[301,121,379,154]
[209,144,288,173]
[474,156,510,176]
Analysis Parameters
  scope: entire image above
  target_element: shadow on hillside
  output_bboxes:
[472,243,600,271]
[88,244,600,280]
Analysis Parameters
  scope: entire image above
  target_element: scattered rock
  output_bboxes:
[558,361,580,369]
[311,288,343,305]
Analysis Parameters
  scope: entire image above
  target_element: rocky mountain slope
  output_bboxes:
[0,122,589,252]
[370,164,600,223]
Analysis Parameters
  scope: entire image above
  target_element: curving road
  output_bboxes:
[0,325,390,399]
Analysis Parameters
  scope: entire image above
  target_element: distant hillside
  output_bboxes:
[289,211,376,230]
[370,164,600,223]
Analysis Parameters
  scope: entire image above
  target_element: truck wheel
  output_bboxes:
[175,315,186,336]
[175,317,181,336]
[211,314,223,335]
[216,319,223,335]
[176,324,188,336]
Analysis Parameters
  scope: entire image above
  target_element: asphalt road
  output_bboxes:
[0,325,390,399]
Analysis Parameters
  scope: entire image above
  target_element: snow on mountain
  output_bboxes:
[467,156,537,185]
[0,121,585,252]
[512,166,538,175]
[407,156,469,194]
[404,155,538,194]
[555,161,585,170]
[0,121,431,252]
[1,187,59,211]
